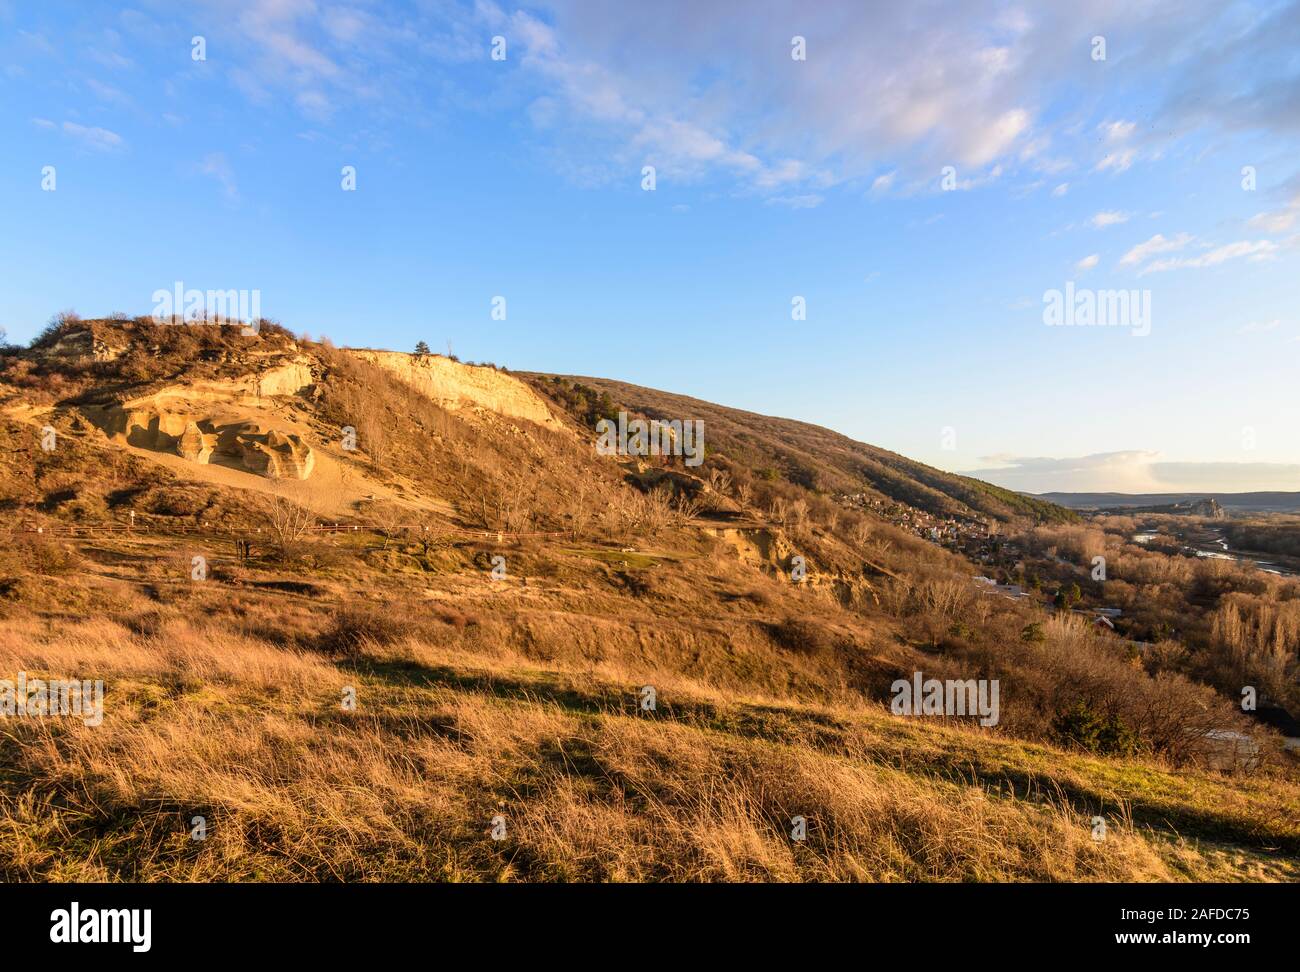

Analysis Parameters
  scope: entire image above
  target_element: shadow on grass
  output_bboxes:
[355,657,1300,855]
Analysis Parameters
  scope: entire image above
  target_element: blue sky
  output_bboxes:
[2,0,1298,492]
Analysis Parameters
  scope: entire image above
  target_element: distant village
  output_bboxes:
[839,490,1145,635]
[835,490,1300,767]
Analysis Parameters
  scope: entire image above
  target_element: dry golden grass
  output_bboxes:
[3,605,1298,883]
[2,323,1297,882]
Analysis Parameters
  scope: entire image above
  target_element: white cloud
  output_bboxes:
[1101,120,1136,142]
[87,48,134,70]
[197,152,238,200]
[959,108,1030,167]
[322,7,367,43]
[1140,238,1282,274]
[1249,208,1297,233]
[765,194,824,209]
[1247,191,1300,234]
[1089,210,1129,228]
[1092,119,1141,172]
[86,78,130,106]
[1075,253,1100,271]
[1096,148,1137,173]
[489,1,1051,197]
[96,0,1300,206]
[1051,182,1069,197]
[968,451,1300,493]
[870,171,897,193]
[18,29,55,55]
[968,451,1164,493]
[34,118,124,151]
[1119,232,1193,266]
[295,89,334,122]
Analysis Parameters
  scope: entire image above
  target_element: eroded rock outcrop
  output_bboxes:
[176,421,215,463]
[238,429,315,480]
[86,408,315,480]
[74,353,320,481]
[350,350,562,429]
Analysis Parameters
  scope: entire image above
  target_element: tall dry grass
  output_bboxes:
[2,610,1298,882]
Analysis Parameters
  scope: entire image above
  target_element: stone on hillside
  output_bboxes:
[239,429,314,480]
[176,421,214,463]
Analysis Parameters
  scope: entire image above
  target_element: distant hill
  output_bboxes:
[1039,491,1300,514]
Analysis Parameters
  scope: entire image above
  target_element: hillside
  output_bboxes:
[0,318,1295,883]
[528,374,1078,526]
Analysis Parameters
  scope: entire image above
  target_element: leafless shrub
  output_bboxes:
[769,496,788,527]
[263,494,317,557]
[369,502,409,547]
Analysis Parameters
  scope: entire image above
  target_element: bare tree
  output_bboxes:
[263,493,317,556]
[369,502,408,547]
[789,498,808,529]
[769,496,788,527]
[671,491,703,525]
[563,481,597,540]
[356,401,390,467]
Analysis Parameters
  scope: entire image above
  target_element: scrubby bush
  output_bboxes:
[769,617,838,655]
[2,533,82,577]
[316,605,413,659]
[1051,701,1141,756]
[146,486,210,518]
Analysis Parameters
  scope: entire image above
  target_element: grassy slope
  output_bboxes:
[0,324,1291,883]
[0,526,1296,882]
[530,374,1077,524]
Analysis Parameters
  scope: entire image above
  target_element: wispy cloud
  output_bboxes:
[33,117,125,151]
[1119,232,1194,266]
[86,78,131,106]
[115,0,1298,209]
[196,152,238,200]
[870,171,897,194]
[1089,210,1129,228]
[1140,238,1284,274]
[1247,182,1300,234]
[765,194,824,209]
[969,451,1300,493]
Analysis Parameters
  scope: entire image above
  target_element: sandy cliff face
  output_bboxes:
[349,350,562,430]
[79,356,319,481]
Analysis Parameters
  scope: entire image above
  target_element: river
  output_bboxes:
[1133,530,1297,577]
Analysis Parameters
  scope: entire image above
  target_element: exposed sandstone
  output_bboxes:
[176,421,215,463]
[239,429,315,480]
[85,407,315,481]
[350,350,562,429]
